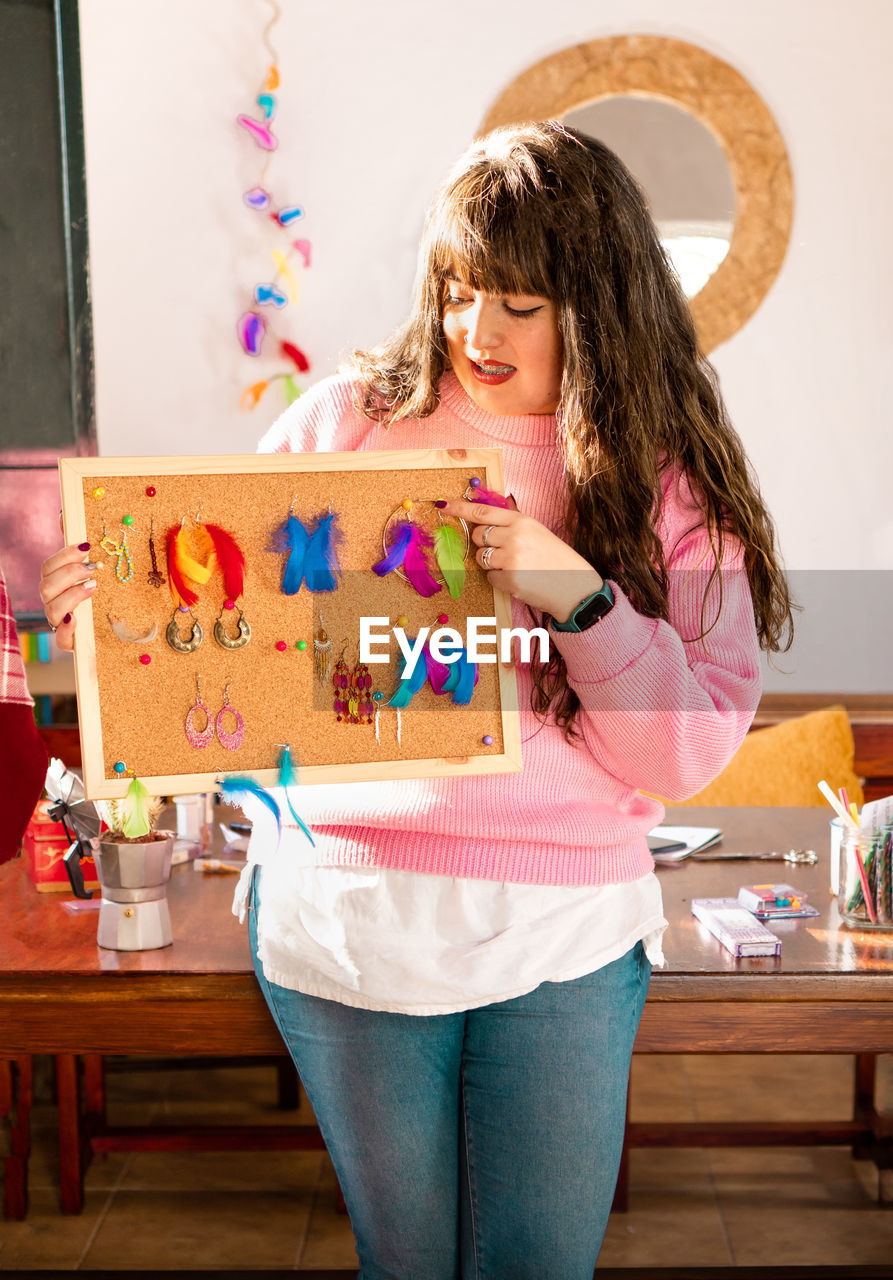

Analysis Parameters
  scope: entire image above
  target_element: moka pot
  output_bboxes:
[93,831,175,951]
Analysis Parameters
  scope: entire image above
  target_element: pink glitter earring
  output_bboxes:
[185,676,214,749]
[216,681,245,752]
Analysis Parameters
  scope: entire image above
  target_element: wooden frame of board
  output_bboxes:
[60,448,522,799]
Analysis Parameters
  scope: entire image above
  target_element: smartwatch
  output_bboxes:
[549,581,615,632]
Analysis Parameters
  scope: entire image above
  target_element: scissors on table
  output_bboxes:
[691,848,818,865]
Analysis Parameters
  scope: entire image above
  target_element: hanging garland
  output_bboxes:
[236,0,312,411]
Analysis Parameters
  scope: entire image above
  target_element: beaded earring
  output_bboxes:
[101,523,134,583]
[216,681,245,751]
[185,676,214,749]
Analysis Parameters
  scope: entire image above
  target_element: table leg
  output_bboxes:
[1,1056,32,1220]
[56,1054,84,1214]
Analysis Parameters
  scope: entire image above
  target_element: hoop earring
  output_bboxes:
[216,682,245,751]
[214,607,251,650]
[166,608,203,653]
[185,676,214,749]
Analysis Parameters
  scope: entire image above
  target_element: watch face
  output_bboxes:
[575,587,614,629]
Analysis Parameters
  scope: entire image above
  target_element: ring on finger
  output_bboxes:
[480,546,495,569]
[481,525,496,548]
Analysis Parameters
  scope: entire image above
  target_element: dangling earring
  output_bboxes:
[350,659,374,724]
[214,605,251,650]
[304,506,341,592]
[216,681,245,751]
[268,496,310,595]
[332,648,349,722]
[101,523,134,583]
[166,608,203,653]
[313,611,333,686]
[147,517,165,588]
[185,676,214,749]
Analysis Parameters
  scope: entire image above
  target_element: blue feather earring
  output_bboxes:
[277,745,315,846]
[268,498,310,595]
[304,507,341,592]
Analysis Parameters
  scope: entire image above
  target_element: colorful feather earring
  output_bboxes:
[304,507,341,592]
[268,499,310,595]
[374,501,441,597]
[375,500,469,598]
[464,476,512,508]
[217,775,281,841]
[269,502,341,593]
[276,745,315,846]
[432,516,466,600]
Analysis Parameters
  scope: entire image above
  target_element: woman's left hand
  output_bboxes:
[438,499,605,623]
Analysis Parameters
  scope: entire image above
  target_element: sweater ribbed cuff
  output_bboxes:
[548,582,658,686]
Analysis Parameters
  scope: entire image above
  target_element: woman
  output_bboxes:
[1,561,48,864]
[42,123,791,1278]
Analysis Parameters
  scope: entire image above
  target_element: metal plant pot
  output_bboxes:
[94,831,175,951]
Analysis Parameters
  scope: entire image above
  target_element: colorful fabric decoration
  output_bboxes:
[255,283,288,308]
[237,311,266,356]
[236,114,278,150]
[236,4,312,410]
[243,186,272,210]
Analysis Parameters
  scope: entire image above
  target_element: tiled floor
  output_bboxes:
[2,1054,892,1271]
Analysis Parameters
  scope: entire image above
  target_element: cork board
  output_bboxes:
[59,449,522,800]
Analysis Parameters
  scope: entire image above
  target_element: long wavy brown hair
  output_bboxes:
[347,121,793,735]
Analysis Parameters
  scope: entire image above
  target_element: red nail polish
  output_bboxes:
[434,500,447,509]
[63,613,72,624]
[78,542,91,551]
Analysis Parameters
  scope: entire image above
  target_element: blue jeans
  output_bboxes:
[248,869,650,1280]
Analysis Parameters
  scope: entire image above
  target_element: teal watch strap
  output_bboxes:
[550,581,615,632]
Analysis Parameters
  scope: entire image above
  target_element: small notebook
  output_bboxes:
[648,825,723,863]
[691,897,782,957]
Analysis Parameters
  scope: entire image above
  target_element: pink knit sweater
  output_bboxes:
[259,372,762,886]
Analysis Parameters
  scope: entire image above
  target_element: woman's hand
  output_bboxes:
[39,543,100,651]
[438,499,604,622]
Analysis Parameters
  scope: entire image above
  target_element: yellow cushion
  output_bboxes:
[664,704,864,808]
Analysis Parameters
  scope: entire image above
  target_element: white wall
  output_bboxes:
[79,0,893,688]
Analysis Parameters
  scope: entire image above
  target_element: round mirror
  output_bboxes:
[478,36,793,353]
[562,96,736,299]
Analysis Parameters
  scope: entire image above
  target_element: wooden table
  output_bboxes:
[2,806,892,1233]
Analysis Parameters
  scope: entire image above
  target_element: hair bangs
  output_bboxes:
[429,169,556,301]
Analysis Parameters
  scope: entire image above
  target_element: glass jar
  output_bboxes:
[838,829,892,928]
